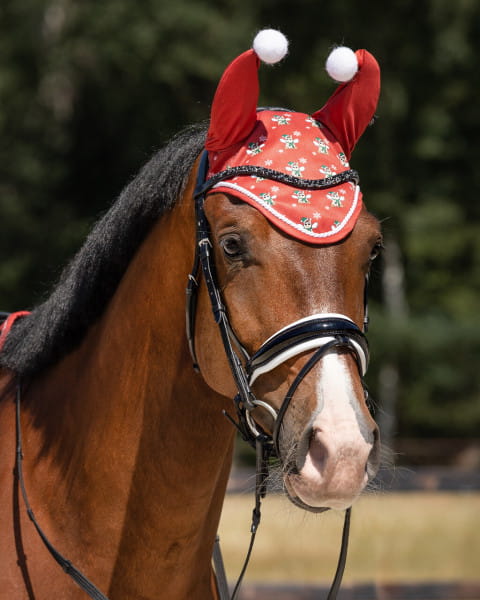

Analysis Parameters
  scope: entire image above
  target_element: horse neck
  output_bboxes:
[20,189,235,596]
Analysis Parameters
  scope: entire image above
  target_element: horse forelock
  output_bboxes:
[0,123,208,380]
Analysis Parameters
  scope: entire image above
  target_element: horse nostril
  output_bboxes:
[294,428,329,475]
[309,430,328,468]
[292,425,314,473]
[366,426,381,479]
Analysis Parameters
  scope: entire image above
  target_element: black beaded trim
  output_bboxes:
[196,165,359,198]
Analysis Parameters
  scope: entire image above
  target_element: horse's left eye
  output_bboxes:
[370,241,384,262]
[220,234,244,259]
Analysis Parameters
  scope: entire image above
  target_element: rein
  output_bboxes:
[187,150,370,599]
[3,311,109,598]
[14,381,110,600]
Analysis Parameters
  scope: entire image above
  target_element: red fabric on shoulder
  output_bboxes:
[313,50,380,160]
[0,311,30,352]
[206,50,260,152]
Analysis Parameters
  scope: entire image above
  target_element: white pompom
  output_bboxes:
[253,29,289,64]
[326,46,358,82]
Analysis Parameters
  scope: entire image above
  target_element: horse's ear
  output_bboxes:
[206,30,288,152]
[313,48,380,160]
[205,49,260,152]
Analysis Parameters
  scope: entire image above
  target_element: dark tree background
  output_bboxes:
[1,0,479,453]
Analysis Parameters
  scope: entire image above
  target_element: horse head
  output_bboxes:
[191,30,382,512]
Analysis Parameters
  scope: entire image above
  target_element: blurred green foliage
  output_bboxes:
[1,0,479,440]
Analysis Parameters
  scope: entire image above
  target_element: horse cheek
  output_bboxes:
[194,282,238,399]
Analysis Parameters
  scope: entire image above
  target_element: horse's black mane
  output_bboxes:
[0,123,207,379]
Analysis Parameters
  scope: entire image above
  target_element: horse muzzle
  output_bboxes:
[245,314,379,511]
[285,417,380,511]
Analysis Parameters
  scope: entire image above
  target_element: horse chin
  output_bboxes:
[283,470,366,513]
[283,484,330,514]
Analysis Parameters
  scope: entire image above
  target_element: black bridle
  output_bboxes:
[187,150,370,599]
[187,151,369,451]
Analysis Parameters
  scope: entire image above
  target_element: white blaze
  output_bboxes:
[288,352,373,509]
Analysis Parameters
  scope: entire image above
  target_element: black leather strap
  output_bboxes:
[195,206,256,413]
[185,151,210,371]
[15,383,110,600]
[272,338,363,458]
[327,508,352,600]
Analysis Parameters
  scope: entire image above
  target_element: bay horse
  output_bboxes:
[0,32,382,600]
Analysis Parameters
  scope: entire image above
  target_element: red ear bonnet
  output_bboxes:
[206,49,260,152]
[314,48,380,161]
[205,31,380,244]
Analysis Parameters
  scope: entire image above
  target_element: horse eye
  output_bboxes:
[220,234,244,259]
[370,241,384,262]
